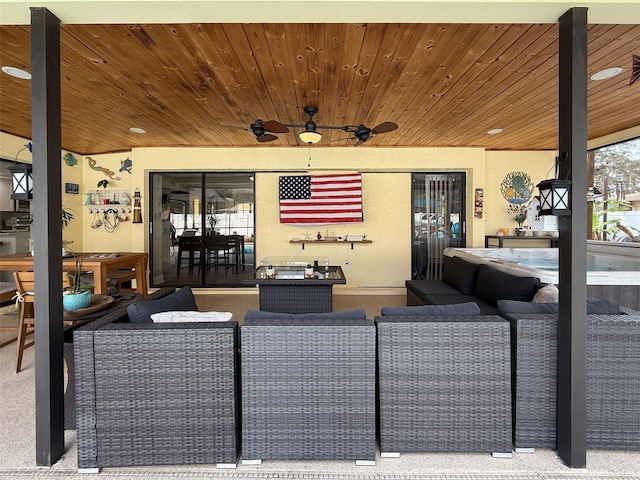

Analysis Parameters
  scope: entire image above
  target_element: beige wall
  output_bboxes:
[2,131,559,289]
[484,150,558,235]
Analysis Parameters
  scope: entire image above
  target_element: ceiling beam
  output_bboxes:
[1,0,640,25]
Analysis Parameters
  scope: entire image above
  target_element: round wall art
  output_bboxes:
[500,171,534,205]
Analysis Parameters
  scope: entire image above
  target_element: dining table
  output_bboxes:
[0,252,148,295]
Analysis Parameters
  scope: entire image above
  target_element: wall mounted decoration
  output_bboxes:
[132,188,142,223]
[119,157,133,174]
[87,156,122,181]
[279,173,363,225]
[474,188,484,218]
[65,183,79,194]
[63,152,78,166]
[500,171,534,205]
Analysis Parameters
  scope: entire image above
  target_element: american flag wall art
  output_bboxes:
[279,173,363,225]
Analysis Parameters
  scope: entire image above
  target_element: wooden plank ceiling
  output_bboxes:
[1,23,639,155]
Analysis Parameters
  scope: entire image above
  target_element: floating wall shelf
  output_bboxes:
[289,239,372,250]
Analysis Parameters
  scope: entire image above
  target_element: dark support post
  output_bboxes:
[31,7,65,466]
[557,7,588,468]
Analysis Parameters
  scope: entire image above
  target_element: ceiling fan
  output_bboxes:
[224,106,398,146]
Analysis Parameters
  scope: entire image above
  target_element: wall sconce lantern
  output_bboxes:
[10,141,34,201]
[536,178,572,216]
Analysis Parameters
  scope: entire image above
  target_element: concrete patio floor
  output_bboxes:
[1,295,640,480]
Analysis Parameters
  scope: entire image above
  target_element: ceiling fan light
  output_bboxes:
[299,130,322,144]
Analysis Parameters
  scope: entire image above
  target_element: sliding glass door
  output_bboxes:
[411,173,466,280]
[149,172,255,288]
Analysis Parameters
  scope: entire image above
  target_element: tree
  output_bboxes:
[593,137,640,200]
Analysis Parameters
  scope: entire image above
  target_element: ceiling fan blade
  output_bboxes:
[264,120,289,133]
[257,134,278,143]
[371,122,398,134]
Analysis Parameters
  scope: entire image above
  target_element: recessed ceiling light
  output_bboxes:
[487,128,503,135]
[129,127,146,134]
[590,67,623,81]
[1,66,31,80]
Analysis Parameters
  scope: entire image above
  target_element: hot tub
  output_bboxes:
[445,244,640,285]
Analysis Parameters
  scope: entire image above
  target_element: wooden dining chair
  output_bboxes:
[12,271,73,373]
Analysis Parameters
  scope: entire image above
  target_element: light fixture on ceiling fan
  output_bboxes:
[297,107,323,144]
[224,106,398,146]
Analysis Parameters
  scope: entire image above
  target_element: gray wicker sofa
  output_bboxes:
[74,287,240,472]
[501,309,640,452]
[406,255,542,314]
[376,314,513,457]
[240,316,377,464]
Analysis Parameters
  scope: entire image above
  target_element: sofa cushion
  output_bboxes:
[151,310,232,322]
[423,294,497,315]
[474,264,540,305]
[244,308,367,321]
[405,279,461,297]
[497,298,622,316]
[126,286,198,323]
[497,300,559,316]
[442,256,480,295]
[381,302,480,316]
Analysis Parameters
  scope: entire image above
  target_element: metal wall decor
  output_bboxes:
[500,171,534,205]
[86,156,122,181]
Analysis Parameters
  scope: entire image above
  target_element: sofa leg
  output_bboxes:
[356,459,376,466]
[77,468,100,474]
[242,459,262,465]
[380,452,401,458]
[216,462,237,469]
[492,451,514,458]
[515,447,536,454]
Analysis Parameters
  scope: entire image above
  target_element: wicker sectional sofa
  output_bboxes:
[503,311,640,451]
[70,284,640,472]
[240,317,377,464]
[376,314,513,457]
[73,288,240,472]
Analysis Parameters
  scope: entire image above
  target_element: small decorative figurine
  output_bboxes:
[317,231,322,240]
[266,265,275,279]
[305,264,314,279]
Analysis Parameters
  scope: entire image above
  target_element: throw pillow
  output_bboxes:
[442,256,480,295]
[126,286,198,323]
[151,311,232,323]
[533,284,559,302]
[475,264,540,305]
[244,308,367,320]
[381,302,481,316]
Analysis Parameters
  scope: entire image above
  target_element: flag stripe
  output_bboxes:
[279,173,363,225]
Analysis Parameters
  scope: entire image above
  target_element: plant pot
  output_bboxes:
[63,290,92,311]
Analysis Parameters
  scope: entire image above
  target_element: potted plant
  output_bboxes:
[96,179,110,204]
[507,203,528,235]
[62,256,92,311]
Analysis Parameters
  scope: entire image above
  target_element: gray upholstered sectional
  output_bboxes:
[406,256,542,314]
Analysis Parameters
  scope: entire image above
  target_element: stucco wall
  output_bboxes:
[1,131,558,289]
